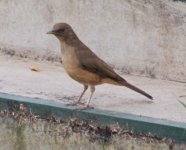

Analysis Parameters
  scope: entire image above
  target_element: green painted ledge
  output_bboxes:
[0,92,186,142]
[174,0,186,2]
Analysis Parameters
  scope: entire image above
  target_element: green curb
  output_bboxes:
[174,0,186,2]
[0,92,186,142]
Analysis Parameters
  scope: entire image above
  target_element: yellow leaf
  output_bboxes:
[30,65,40,72]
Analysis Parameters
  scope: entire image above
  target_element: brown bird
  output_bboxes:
[47,23,153,108]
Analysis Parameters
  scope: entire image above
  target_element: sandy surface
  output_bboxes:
[0,54,186,123]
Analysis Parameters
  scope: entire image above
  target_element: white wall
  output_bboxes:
[0,0,186,82]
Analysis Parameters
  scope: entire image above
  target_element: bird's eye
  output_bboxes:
[58,29,65,33]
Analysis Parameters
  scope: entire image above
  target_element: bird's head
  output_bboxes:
[47,23,78,43]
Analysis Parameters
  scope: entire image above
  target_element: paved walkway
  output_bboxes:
[0,54,186,123]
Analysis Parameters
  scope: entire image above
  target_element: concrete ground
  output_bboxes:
[0,54,186,123]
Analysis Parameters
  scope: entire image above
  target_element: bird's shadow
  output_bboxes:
[55,95,87,104]
[120,98,154,105]
[96,94,154,105]
[55,94,154,107]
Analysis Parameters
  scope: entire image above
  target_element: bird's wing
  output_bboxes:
[76,45,124,81]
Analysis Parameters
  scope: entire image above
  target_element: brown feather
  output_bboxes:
[75,43,122,81]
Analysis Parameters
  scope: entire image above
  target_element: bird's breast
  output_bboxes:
[61,44,79,72]
[60,43,102,85]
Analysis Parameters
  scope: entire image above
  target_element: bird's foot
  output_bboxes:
[76,105,94,110]
[66,100,85,106]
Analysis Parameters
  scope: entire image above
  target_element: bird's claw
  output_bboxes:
[76,105,94,110]
[66,101,85,106]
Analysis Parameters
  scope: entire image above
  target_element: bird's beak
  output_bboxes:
[47,30,55,34]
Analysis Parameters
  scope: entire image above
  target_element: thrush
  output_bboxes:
[47,23,153,108]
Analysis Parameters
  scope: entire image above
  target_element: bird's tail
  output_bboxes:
[118,79,153,100]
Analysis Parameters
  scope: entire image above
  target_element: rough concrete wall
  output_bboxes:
[0,0,185,82]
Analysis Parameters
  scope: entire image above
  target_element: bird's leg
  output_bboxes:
[75,84,88,104]
[76,86,95,110]
[84,86,95,109]
[67,85,88,106]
